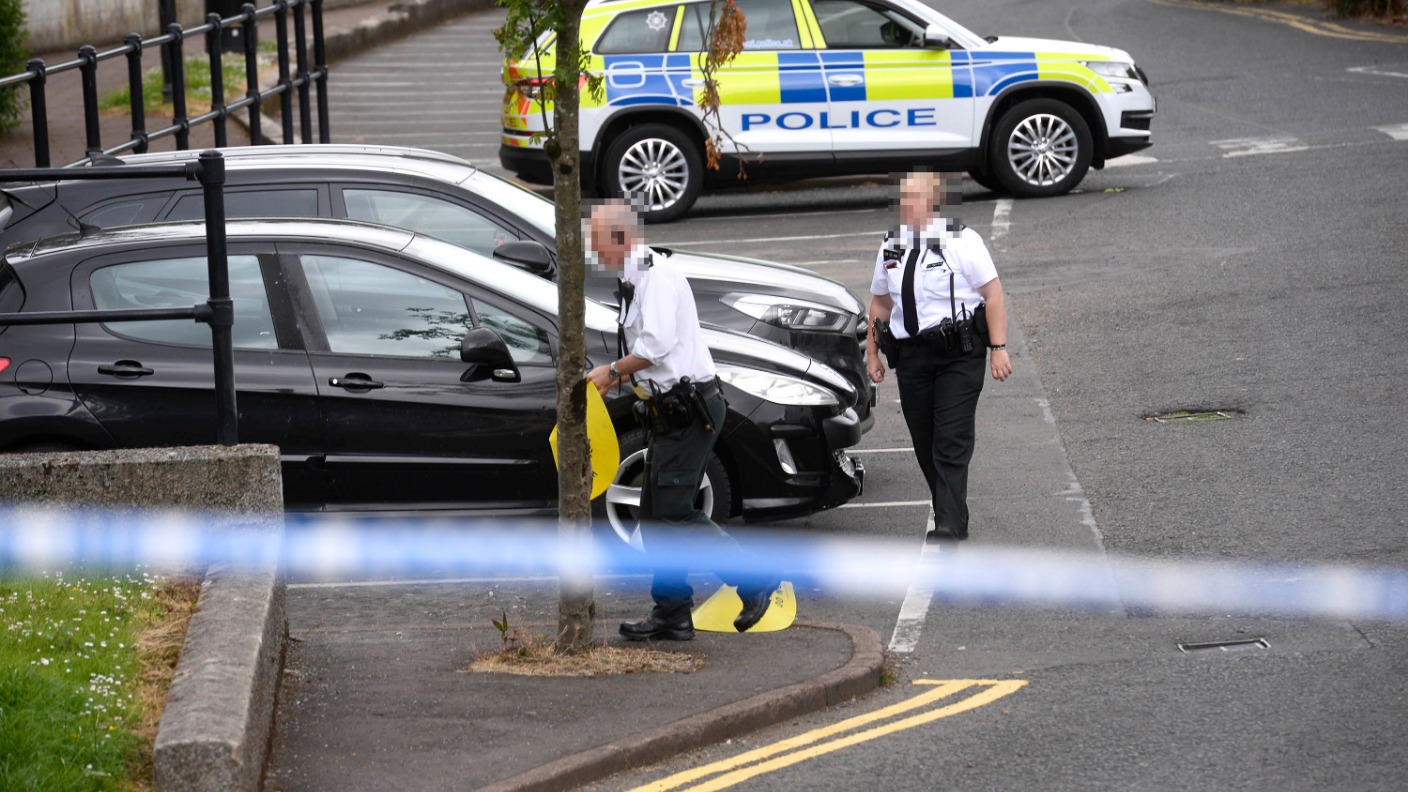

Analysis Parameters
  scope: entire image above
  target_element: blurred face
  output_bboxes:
[588,204,639,270]
[899,174,939,229]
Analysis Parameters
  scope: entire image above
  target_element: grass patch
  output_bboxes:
[0,569,201,790]
[100,58,251,114]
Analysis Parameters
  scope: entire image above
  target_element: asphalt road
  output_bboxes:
[316,1,1408,788]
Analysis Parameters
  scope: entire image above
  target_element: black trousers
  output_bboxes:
[894,339,987,538]
[638,388,752,615]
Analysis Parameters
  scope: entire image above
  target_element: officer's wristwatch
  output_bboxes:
[609,362,621,381]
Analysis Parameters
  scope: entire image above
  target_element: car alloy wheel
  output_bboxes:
[618,138,689,213]
[989,98,1092,198]
[1007,113,1079,187]
[602,123,703,223]
[602,446,716,547]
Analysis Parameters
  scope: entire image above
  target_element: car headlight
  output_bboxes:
[722,293,854,333]
[1083,60,1140,82]
[716,365,840,406]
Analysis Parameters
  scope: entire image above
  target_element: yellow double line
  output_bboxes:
[628,679,1028,792]
[1149,0,1408,43]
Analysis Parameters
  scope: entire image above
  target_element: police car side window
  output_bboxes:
[596,7,676,55]
[736,0,801,50]
[811,0,922,49]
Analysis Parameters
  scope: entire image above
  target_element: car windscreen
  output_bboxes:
[0,259,24,334]
[461,172,556,239]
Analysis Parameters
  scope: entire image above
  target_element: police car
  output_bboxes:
[501,0,1155,221]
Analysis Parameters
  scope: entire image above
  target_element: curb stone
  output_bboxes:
[477,622,886,792]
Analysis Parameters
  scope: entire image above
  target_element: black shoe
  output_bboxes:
[925,527,966,543]
[620,610,694,641]
[734,579,781,633]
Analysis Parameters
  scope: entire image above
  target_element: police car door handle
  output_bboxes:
[682,78,704,88]
[827,74,863,86]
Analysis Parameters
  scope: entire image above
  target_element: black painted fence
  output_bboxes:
[0,0,330,168]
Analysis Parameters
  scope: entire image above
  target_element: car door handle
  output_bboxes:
[681,78,705,88]
[329,374,384,390]
[97,360,154,378]
[827,74,864,86]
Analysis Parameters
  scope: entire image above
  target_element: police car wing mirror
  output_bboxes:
[492,240,556,277]
[460,327,521,383]
[923,24,954,49]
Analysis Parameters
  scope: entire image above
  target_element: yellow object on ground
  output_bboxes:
[691,582,797,633]
[549,384,621,500]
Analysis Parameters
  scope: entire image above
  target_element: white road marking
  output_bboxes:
[990,198,1013,240]
[1374,123,1408,141]
[667,230,878,246]
[1349,65,1408,79]
[847,447,915,454]
[888,511,941,654]
[1103,154,1159,168]
[1212,136,1309,158]
[838,500,930,509]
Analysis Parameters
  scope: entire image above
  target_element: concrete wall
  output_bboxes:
[0,444,287,792]
[21,0,377,55]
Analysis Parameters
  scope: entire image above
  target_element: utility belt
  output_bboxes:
[875,304,988,365]
[632,376,722,433]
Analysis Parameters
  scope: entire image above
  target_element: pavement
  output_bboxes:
[0,3,888,790]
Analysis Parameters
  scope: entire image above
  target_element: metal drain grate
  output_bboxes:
[1146,409,1245,424]
[1178,638,1269,654]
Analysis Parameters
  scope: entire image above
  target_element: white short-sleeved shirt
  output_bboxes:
[869,220,998,340]
[619,245,715,391]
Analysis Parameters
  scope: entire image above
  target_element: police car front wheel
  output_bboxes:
[989,99,1093,198]
[603,124,703,223]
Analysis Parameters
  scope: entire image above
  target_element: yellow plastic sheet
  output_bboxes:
[691,581,797,633]
[548,383,621,500]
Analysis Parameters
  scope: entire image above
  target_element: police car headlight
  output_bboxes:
[722,293,853,333]
[717,365,840,406]
[1083,60,1139,81]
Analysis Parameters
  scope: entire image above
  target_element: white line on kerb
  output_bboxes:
[990,198,1013,241]
[888,510,940,654]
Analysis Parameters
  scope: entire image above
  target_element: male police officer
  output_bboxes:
[867,172,1012,542]
[585,200,778,640]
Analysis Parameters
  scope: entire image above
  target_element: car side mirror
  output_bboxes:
[492,240,555,276]
[460,327,520,382]
[923,24,953,49]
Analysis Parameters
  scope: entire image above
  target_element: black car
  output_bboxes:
[0,145,877,429]
[0,219,864,527]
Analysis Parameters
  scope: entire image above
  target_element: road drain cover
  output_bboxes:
[1178,638,1269,654]
[1146,409,1245,424]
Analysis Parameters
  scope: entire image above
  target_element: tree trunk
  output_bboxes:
[551,0,594,655]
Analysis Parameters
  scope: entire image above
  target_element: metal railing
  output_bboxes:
[0,0,329,169]
[0,151,238,445]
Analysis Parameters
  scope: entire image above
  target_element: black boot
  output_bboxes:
[734,579,781,633]
[620,607,695,641]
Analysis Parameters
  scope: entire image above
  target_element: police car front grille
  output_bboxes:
[1121,112,1153,132]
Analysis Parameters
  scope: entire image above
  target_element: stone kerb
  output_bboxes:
[0,444,286,792]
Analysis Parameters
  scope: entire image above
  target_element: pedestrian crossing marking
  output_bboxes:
[628,679,1027,791]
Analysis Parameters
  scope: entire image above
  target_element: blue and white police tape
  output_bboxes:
[2,507,1406,621]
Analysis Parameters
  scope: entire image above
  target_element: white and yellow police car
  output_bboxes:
[501,0,1155,221]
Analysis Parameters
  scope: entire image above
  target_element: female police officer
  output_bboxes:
[866,172,1013,542]
[586,200,778,640]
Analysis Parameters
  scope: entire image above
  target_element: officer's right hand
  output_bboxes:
[867,355,886,384]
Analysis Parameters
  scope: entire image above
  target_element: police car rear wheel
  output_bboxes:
[989,99,1092,197]
[603,124,702,223]
[595,429,732,546]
